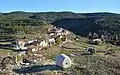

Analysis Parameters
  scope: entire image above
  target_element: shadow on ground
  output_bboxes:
[13,65,62,74]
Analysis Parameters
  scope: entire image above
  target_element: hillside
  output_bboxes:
[0,12,120,35]
[29,12,86,22]
[0,11,120,43]
[0,11,120,75]
[53,12,120,36]
[0,37,120,75]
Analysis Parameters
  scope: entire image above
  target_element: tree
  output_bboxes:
[88,32,92,39]
[115,35,119,41]
[101,34,105,42]
[113,35,119,45]
[55,36,62,45]
[93,33,99,39]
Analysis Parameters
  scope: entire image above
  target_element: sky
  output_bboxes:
[0,0,119,13]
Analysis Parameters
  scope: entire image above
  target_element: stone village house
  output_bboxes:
[13,26,70,52]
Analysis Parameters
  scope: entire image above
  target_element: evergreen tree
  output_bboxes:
[93,33,99,39]
[101,34,105,42]
[115,35,119,41]
[88,32,92,39]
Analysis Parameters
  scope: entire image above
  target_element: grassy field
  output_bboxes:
[35,37,120,59]
[0,42,11,45]
[32,38,120,75]
[0,41,17,56]
[0,49,17,56]
[0,37,120,75]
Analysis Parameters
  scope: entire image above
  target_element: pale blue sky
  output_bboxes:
[0,0,119,13]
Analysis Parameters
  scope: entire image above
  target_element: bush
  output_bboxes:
[55,37,62,45]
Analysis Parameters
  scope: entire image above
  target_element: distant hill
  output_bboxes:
[53,12,120,37]
[0,11,86,21]
[29,12,86,22]
[0,11,120,39]
[0,12,33,20]
[81,12,120,17]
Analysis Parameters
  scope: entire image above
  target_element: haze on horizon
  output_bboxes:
[0,0,119,13]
